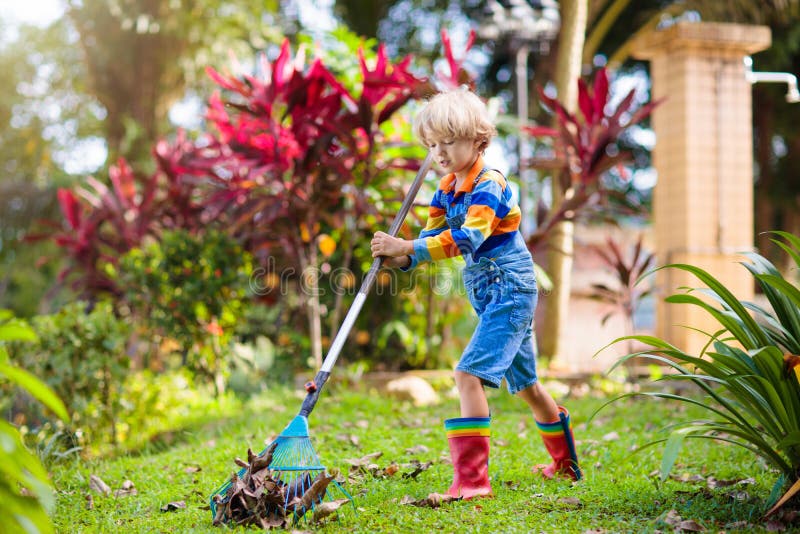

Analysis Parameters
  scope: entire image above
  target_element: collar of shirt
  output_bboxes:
[437,156,485,196]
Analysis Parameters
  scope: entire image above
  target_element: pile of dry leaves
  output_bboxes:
[211,444,349,529]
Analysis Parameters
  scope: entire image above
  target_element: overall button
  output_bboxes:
[494,277,500,283]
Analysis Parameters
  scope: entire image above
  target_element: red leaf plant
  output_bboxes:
[48,38,429,300]
[46,159,167,296]
[437,29,477,91]
[586,234,655,332]
[182,39,428,266]
[523,67,663,249]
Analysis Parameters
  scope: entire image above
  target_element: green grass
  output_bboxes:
[51,380,790,533]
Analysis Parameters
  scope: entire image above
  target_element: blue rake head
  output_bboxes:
[209,415,354,526]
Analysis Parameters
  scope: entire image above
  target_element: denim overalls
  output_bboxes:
[448,169,540,394]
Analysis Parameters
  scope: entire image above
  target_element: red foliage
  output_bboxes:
[49,159,165,295]
[48,32,478,297]
[523,67,663,248]
[437,29,477,91]
[171,38,428,263]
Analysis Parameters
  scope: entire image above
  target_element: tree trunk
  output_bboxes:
[538,0,588,365]
[300,245,323,369]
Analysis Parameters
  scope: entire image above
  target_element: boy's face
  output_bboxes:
[428,137,482,177]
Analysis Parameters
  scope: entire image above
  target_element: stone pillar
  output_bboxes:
[631,22,771,356]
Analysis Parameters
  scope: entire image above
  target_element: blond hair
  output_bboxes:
[413,90,497,151]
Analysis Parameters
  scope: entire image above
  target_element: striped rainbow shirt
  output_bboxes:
[407,157,521,269]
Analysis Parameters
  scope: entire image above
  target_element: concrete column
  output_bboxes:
[631,22,771,356]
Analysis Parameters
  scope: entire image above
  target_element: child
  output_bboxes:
[370,89,581,499]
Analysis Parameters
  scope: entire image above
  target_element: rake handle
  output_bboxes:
[299,151,433,418]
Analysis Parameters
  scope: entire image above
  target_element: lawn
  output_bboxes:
[51,377,790,533]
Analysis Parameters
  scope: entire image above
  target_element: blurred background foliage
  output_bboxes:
[0,0,798,459]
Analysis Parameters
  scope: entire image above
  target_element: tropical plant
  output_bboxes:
[525,67,660,249]
[596,230,800,514]
[0,310,68,534]
[116,229,252,393]
[11,301,130,447]
[526,65,660,361]
[586,233,655,341]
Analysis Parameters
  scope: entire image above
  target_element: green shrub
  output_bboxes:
[598,230,800,511]
[0,310,68,534]
[116,229,252,392]
[12,301,130,449]
[114,368,240,451]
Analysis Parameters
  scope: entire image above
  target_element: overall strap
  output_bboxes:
[464,168,502,208]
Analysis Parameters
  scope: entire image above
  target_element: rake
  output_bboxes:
[209,151,433,526]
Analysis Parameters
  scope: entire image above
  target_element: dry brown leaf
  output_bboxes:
[706,476,734,489]
[766,519,787,531]
[89,474,111,496]
[399,492,460,508]
[402,460,433,479]
[85,493,94,510]
[248,444,276,473]
[423,492,459,508]
[311,498,350,523]
[215,442,348,527]
[183,465,201,474]
[404,445,429,455]
[113,480,137,498]
[257,514,288,529]
[160,501,186,512]
[676,519,704,532]
[382,463,400,477]
[781,510,799,522]
[336,433,360,447]
[344,452,383,467]
[663,509,682,527]
[285,473,313,503]
[348,472,365,485]
[287,473,334,518]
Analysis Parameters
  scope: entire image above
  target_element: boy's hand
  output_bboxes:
[371,231,413,259]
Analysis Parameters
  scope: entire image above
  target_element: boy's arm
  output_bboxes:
[411,172,514,263]
[399,190,448,271]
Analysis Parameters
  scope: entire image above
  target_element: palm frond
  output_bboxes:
[599,233,800,506]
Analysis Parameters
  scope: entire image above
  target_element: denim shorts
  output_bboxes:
[457,238,539,395]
